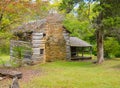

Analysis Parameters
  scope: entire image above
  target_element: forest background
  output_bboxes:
[0,0,120,60]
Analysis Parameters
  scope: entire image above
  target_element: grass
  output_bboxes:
[0,55,10,65]
[0,55,120,88]
[22,59,120,88]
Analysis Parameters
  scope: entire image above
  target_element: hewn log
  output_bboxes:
[32,33,43,36]
[32,48,40,53]
[32,40,45,44]
[0,69,22,79]
[32,44,45,48]
[32,55,43,59]
[10,40,31,45]
[32,36,43,40]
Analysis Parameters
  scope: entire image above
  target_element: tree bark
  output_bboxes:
[95,0,104,64]
[96,29,104,64]
[10,77,19,88]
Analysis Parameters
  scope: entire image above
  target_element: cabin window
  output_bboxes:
[43,33,46,37]
[40,49,44,55]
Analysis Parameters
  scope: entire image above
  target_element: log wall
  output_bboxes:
[11,22,71,64]
[31,33,46,63]
[10,40,32,63]
[63,30,71,60]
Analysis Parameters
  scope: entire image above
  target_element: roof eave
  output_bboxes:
[70,45,92,47]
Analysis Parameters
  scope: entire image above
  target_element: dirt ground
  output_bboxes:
[0,67,42,88]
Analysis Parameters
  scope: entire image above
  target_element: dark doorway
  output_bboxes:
[71,47,77,57]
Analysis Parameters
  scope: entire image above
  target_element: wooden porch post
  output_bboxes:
[76,47,79,56]
[90,47,92,57]
[82,47,84,57]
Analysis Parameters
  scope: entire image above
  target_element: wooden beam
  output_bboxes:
[0,69,22,79]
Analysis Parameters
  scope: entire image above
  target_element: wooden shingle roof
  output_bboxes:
[70,37,92,47]
[14,19,46,32]
[13,13,64,33]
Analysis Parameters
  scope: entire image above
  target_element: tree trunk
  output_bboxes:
[96,29,104,64]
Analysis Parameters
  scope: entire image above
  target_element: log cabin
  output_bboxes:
[10,13,92,64]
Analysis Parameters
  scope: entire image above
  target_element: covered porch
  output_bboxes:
[70,37,92,60]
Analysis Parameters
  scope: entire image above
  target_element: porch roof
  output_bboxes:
[70,37,92,47]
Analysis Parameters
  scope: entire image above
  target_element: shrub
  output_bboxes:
[0,58,5,67]
[12,45,32,67]
[104,37,120,59]
[0,31,13,55]
[0,40,10,55]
